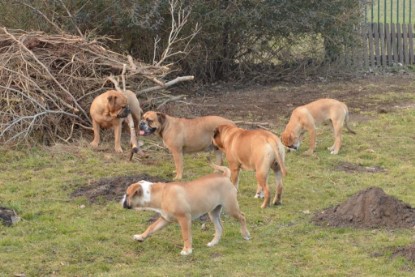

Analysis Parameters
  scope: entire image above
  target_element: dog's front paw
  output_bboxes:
[90,141,99,148]
[254,191,264,199]
[133,234,145,242]
[273,199,282,206]
[260,202,269,209]
[207,239,219,247]
[115,147,123,153]
[207,242,215,247]
[180,248,192,256]
[303,149,314,156]
[330,150,339,155]
[173,175,182,181]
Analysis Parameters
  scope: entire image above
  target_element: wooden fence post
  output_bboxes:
[409,24,414,64]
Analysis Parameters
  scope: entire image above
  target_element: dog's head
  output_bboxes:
[106,90,130,118]
[281,129,300,151]
[122,180,153,209]
[139,111,166,136]
[212,124,234,151]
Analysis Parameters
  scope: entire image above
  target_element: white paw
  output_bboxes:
[207,241,218,247]
[243,231,251,241]
[254,191,264,199]
[180,248,193,255]
[133,234,144,241]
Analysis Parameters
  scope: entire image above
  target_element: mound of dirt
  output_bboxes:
[0,207,20,226]
[313,187,415,229]
[393,244,415,263]
[71,174,168,203]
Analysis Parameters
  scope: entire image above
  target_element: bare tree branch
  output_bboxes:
[138,75,194,94]
[57,0,85,38]
[154,0,200,66]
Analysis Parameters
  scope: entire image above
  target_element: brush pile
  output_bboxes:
[0,28,175,145]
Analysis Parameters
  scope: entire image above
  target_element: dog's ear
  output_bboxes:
[157,112,166,126]
[133,185,143,197]
[107,95,116,105]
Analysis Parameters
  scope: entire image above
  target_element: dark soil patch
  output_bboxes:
[335,162,386,173]
[71,174,168,203]
[0,207,20,226]
[392,243,415,264]
[313,187,415,229]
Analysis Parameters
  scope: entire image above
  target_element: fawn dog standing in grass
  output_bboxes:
[90,90,142,153]
[281,98,356,155]
[212,124,286,209]
[122,165,250,256]
[139,111,234,180]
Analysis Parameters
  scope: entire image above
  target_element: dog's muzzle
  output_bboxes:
[122,194,132,209]
[288,142,300,151]
[139,121,157,136]
[117,106,131,118]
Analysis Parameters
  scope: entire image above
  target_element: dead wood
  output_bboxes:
[0,28,194,145]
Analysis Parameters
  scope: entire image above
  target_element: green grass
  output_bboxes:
[1,94,415,276]
[366,0,415,24]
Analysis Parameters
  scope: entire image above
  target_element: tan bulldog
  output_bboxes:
[212,124,287,209]
[121,165,250,256]
[281,98,356,155]
[90,90,142,153]
[139,111,235,180]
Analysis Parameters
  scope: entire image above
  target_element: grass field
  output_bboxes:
[1,88,415,276]
[367,0,415,24]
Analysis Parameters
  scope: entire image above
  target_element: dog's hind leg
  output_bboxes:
[207,205,223,247]
[329,120,343,154]
[256,170,270,209]
[271,164,284,205]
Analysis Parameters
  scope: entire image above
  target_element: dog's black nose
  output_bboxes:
[122,201,131,210]
[122,200,132,209]
[139,121,146,130]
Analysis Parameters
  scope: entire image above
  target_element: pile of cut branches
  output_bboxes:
[0,28,191,145]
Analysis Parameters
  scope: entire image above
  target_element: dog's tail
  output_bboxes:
[345,109,356,134]
[211,164,231,178]
[268,137,287,176]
